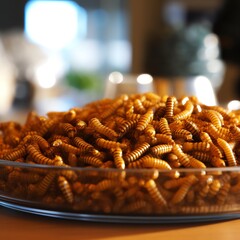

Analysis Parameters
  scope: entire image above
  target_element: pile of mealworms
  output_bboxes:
[0,92,240,215]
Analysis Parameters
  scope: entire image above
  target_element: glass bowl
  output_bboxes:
[1,159,240,223]
[1,92,240,223]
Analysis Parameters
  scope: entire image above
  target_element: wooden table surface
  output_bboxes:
[0,206,239,240]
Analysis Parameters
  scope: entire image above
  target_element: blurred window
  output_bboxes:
[24,0,87,50]
[24,0,130,74]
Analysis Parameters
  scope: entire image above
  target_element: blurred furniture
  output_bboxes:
[129,0,223,74]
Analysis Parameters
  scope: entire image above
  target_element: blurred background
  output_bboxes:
[0,0,239,122]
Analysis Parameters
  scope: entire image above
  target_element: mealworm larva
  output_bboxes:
[95,179,117,191]
[117,119,138,137]
[144,124,156,141]
[217,182,230,205]
[153,133,175,145]
[52,139,81,155]
[186,154,207,168]
[27,145,55,165]
[58,176,74,204]
[172,129,193,141]
[199,131,213,143]
[128,167,159,181]
[79,155,103,167]
[208,179,221,197]
[217,138,237,166]
[126,158,143,168]
[150,144,173,157]
[141,155,172,170]
[89,118,118,140]
[100,160,114,169]
[170,174,198,204]
[172,100,194,121]
[186,189,195,203]
[172,144,191,167]
[0,142,12,152]
[158,117,172,136]
[8,170,40,184]
[0,121,21,132]
[210,143,223,158]
[163,176,188,190]
[90,149,106,160]
[96,138,126,150]
[169,120,185,132]
[142,99,156,110]
[47,111,65,119]
[182,142,211,152]
[73,137,94,153]
[91,191,112,212]
[125,106,141,121]
[121,200,148,213]
[210,156,226,167]
[35,172,56,197]
[166,153,181,168]
[103,117,117,130]
[124,142,150,163]
[136,109,154,132]
[37,119,58,136]
[230,178,240,193]
[134,98,146,114]
[165,96,176,122]
[198,184,210,198]
[72,181,84,195]
[29,135,50,151]
[57,163,78,181]
[151,120,162,133]
[47,134,70,145]
[145,92,161,102]
[44,145,60,159]
[112,148,125,169]
[67,153,78,167]
[0,125,20,147]
[190,151,211,163]
[73,120,86,132]
[145,179,167,207]
[100,97,124,120]
[201,110,223,128]
[115,106,126,118]
[184,120,200,140]
[59,123,76,138]
[199,174,214,185]
[63,109,76,122]
[204,105,231,120]
[154,106,166,120]
[199,132,223,158]
[3,146,26,161]
[3,134,20,147]
[207,124,231,142]
[230,125,240,140]
[114,116,128,126]
[157,185,174,201]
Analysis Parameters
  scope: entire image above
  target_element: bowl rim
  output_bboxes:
[1,159,240,173]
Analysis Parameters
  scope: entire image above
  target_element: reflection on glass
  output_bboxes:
[108,71,124,84]
[192,76,217,106]
[137,74,153,85]
[228,100,240,111]
[104,72,154,99]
